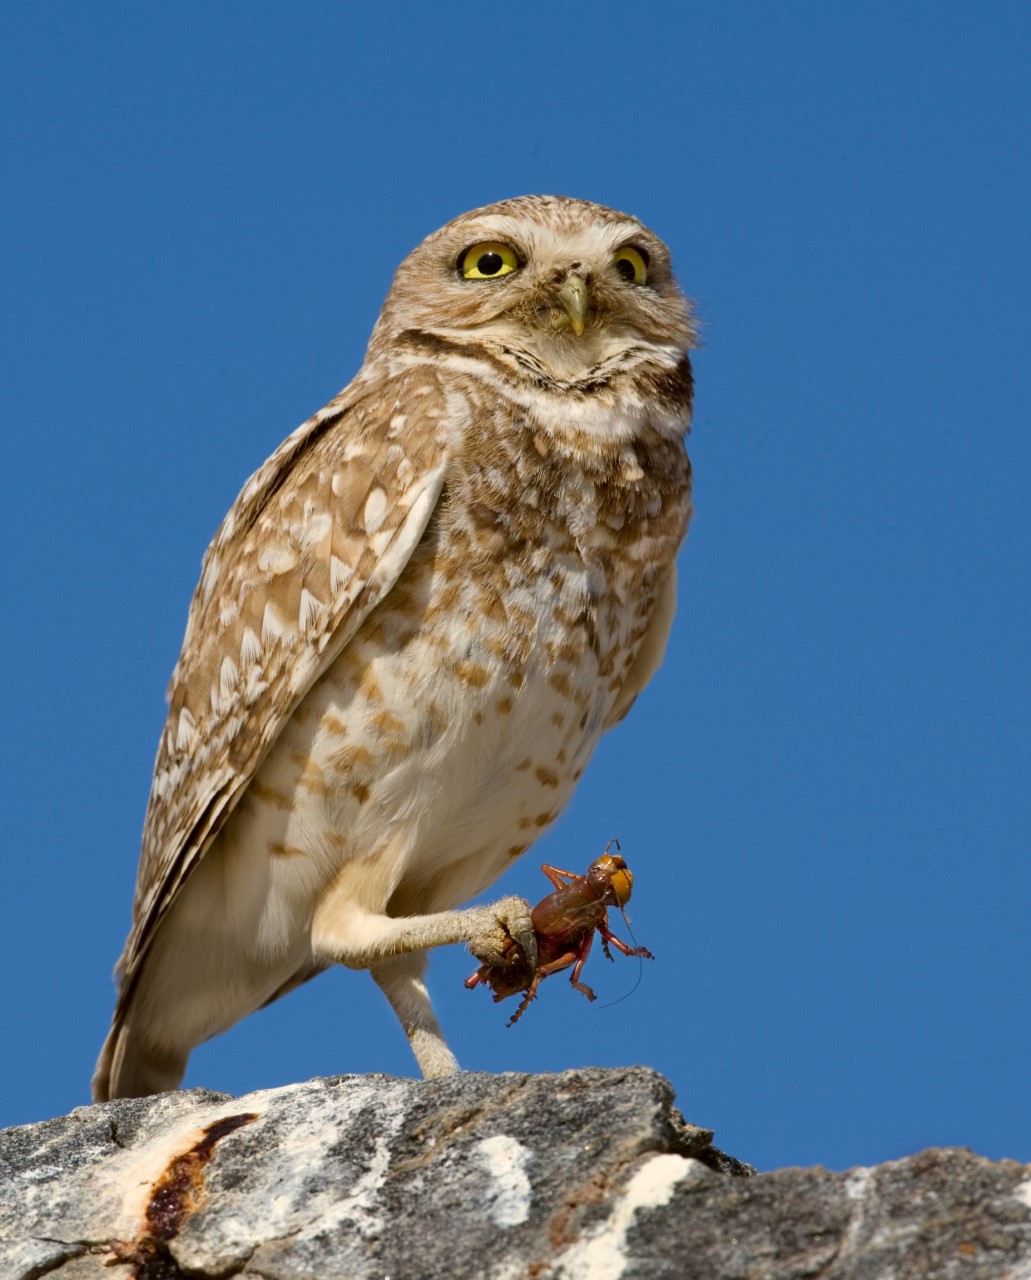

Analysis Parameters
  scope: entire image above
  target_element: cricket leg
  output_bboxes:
[598,923,654,961]
[567,932,598,1002]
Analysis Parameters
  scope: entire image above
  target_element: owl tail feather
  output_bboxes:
[91,1019,188,1102]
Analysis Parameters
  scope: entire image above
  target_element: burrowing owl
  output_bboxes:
[92,195,696,1101]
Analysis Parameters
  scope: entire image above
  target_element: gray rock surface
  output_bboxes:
[2,1066,1029,1279]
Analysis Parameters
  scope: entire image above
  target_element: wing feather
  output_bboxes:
[114,367,452,1006]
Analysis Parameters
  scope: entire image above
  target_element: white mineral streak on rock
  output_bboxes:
[831,1166,874,1267]
[554,1153,701,1280]
[472,1134,533,1227]
[309,1106,403,1239]
[171,1078,409,1272]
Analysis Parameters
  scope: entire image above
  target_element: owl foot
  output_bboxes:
[468,895,537,973]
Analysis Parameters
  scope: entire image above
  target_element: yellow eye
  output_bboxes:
[459,241,519,280]
[614,245,649,285]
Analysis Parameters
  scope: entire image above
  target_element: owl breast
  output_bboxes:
[207,394,689,971]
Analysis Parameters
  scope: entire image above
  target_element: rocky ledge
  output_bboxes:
[2,1066,1029,1279]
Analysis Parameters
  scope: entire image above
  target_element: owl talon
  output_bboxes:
[469,895,536,971]
[512,921,538,974]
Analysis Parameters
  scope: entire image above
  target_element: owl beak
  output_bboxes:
[557,275,590,336]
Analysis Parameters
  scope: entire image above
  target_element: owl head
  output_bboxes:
[368,195,696,381]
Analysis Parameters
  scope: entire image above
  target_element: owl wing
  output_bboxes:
[114,365,453,1008]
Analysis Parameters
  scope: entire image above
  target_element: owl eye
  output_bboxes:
[614,246,649,285]
[459,242,519,280]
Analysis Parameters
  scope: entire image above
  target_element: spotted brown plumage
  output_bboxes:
[93,195,696,1100]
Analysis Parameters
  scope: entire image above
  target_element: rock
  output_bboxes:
[1,1066,1028,1279]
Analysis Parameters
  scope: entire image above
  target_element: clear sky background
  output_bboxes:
[2,2,1028,1174]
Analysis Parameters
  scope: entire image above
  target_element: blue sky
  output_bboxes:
[2,2,1028,1173]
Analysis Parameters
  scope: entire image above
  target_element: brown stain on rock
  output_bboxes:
[146,1111,258,1241]
[108,1111,258,1279]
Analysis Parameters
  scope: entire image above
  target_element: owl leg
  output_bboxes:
[370,952,458,1079]
[311,894,537,973]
